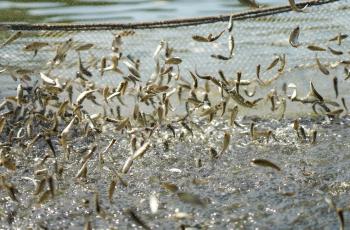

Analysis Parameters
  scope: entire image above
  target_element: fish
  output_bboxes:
[124,61,141,78]
[344,67,350,80]
[279,98,287,119]
[112,34,122,52]
[337,208,345,230]
[171,212,193,220]
[195,158,202,168]
[210,147,219,159]
[310,130,317,144]
[228,35,235,57]
[309,81,323,101]
[75,161,88,179]
[0,116,6,134]
[192,30,225,42]
[153,40,165,61]
[47,176,55,197]
[33,178,46,195]
[328,47,343,55]
[180,121,193,136]
[81,146,97,165]
[161,182,178,193]
[125,208,151,230]
[1,31,23,48]
[239,0,259,8]
[211,54,231,60]
[16,84,24,106]
[244,86,256,97]
[341,97,348,113]
[278,54,286,72]
[122,156,133,174]
[34,168,48,176]
[325,109,344,117]
[23,42,49,57]
[266,57,279,71]
[333,77,338,98]
[84,220,92,230]
[60,116,77,138]
[329,33,348,45]
[256,64,261,80]
[316,56,329,75]
[251,158,281,171]
[78,53,92,77]
[299,126,307,141]
[94,192,102,215]
[288,0,307,12]
[221,132,230,155]
[38,190,51,204]
[289,26,301,48]
[227,15,234,32]
[307,45,326,52]
[76,89,97,105]
[0,157,16,171]
[192,35,209,42]
[132,141,151,160]
[177,192,206,207]
[108,180,117,203]
[219,70,229,85]
[165,57,182,65]
[100,56,107,76]
[149,194,159,214]
[52,38,73,65]
[229,106,238,126]
[75,43,94,51]
[45,137,56,157]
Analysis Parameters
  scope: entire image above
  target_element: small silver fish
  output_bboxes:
[228,35,235,57]
[328,47,343,55]
[333,77,338,98]
[177,192,206,207]
[192,30,225,42]
[23,42,49,57]
[149,193,159,214]
[227,15,234,32]
[1,31,23,48]
[289,26,301,48]
[211,54,231,60]
[221,132,230,155]
[307,45,326,52]
[288,0,307,12]
[126,209,151,230]
[316,56,329,75]
[251,158,281,171]
[266,57,279,71]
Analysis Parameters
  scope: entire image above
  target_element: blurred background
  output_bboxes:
[0,0,285,23]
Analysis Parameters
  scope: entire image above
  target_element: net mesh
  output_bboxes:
[0,0,349,117]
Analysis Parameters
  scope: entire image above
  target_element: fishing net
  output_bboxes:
[0,0,349,119]
[0,1,347,73]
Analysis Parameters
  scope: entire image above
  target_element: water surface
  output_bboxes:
[0,0,285,23]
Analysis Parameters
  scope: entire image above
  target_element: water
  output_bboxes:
[0,0,284,23]
[2,117,350,229]
[1,0,350,229]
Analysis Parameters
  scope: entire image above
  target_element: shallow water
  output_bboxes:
[1,117,350,229]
